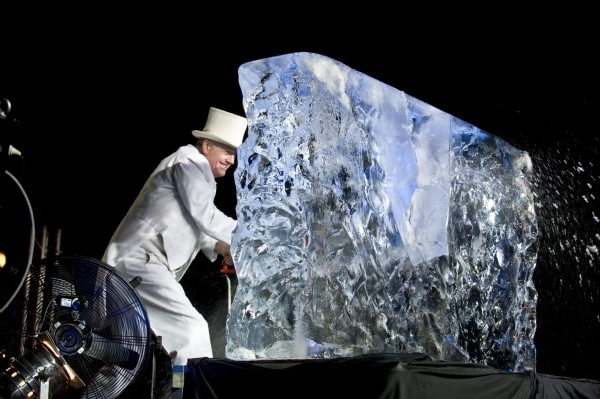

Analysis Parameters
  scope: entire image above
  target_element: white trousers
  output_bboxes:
[114,245,212,365]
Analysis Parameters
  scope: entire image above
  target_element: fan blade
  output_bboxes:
[84,333,140,370]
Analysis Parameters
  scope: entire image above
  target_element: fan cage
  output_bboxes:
[0,255,152,399]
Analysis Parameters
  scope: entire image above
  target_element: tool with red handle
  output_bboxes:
[219,259,235,310]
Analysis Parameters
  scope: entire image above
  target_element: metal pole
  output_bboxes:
[40,226,48,260]
[55,228,62,256]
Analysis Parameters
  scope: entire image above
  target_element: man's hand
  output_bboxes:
[214,241,234,265]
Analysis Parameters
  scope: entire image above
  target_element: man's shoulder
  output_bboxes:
[165,144,202,161]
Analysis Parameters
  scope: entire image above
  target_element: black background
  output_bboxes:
[2,8,598,381]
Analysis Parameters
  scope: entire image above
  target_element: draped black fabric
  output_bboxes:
[184,353,600,399]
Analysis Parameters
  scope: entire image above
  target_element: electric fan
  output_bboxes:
[0,255,153,399]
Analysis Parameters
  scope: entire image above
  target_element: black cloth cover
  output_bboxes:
[184,353,600,399]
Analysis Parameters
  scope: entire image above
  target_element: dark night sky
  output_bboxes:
[3,23,594,260]
[2,9,599,380]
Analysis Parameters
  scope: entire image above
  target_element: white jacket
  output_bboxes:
[102,144,237,277]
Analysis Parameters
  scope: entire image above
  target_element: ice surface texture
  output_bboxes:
[227,52,538,373]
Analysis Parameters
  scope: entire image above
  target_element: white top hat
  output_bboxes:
[192,107,248,149]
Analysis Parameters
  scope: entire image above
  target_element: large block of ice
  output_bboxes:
[227,52,538,373]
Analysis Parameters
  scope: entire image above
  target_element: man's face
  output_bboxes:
[202,139,237,178]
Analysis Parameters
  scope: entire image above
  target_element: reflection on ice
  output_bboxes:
[226,52,538,373]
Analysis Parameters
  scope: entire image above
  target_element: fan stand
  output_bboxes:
[144,331,173,399]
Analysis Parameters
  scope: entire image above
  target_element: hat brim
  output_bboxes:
[192,130,240,149]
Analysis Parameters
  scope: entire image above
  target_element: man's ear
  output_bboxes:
[200,139,210,154]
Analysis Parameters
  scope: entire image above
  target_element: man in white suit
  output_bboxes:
[102,107,247,367]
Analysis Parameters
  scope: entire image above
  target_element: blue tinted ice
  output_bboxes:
[226,52,538,373]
